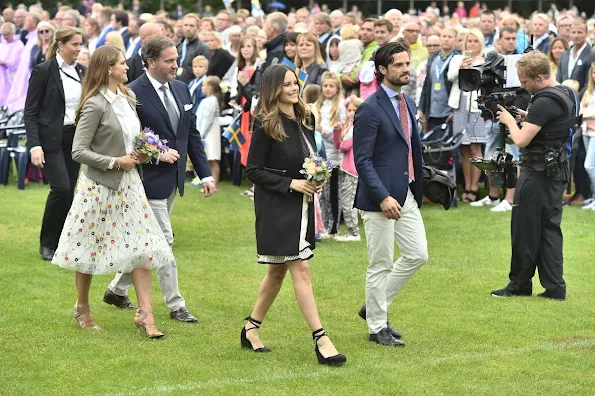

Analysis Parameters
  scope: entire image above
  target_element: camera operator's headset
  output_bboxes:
[529,85,582,156]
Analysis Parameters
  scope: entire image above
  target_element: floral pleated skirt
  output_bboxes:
[52,168,174,275]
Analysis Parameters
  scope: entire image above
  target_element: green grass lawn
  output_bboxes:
[1,178,594,395]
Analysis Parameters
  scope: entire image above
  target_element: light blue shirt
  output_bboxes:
[381,83,414,183]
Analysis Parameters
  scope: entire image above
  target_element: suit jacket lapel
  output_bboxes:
[140,74,175,135]
[50,58,65,100]
[376,88,406,142]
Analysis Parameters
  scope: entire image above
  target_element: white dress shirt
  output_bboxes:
[56,53,82,126]
[146,73,180,117]
[125,36,140,59]
[568,42,588,78]
[101,88,140,155]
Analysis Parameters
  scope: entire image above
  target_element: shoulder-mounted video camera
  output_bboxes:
[458,52,522,188]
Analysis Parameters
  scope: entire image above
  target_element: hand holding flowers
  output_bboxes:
[295,155,335,201]
[133,127,170,163]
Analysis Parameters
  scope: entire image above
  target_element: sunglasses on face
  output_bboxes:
[39,29,50,34]
[427,44,440,48]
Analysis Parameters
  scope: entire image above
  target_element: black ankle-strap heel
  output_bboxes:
[312,328,347,366]
[241,316,271,353]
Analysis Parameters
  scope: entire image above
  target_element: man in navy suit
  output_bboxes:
[104,36,216,323]
[353,42,428,347]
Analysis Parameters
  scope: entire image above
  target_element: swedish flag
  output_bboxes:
[282,58,308,88]
[222,115,245,152]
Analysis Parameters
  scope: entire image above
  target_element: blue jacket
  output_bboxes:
[95,26,114,48]
[128,73,212,199]
[353,86,424,211]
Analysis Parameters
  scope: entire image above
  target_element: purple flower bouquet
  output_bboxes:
[133,127,169,161]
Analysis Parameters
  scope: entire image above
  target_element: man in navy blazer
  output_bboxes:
[353,43,428,347]
[556,18,592,92]
[104,36,215,323]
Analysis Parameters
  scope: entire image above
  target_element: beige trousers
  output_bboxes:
[360,187,428,334]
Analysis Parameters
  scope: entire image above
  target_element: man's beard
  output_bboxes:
[386,74,410,87]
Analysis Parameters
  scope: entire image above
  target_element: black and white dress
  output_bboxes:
[258,126,316,264]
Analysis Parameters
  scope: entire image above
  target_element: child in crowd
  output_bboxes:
[338,24,363,74]
[196,76,223,187]
[76,49,90,68]
[303,84,326,242]
[326,36,342,73]
[189,55,208,113]
[333,95,362,241]
[187,56,209,183]
[315,72,346,239]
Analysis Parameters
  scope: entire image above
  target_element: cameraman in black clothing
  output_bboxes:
[492,51,579,301]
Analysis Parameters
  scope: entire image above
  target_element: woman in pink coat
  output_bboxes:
[0,22,25,107]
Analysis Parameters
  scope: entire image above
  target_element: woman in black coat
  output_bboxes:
[25,27,85,261]
[204,31,235,80]
[242,64,346,366]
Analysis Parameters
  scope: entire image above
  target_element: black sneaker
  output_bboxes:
[491,288,532,298]
[537,292,565,301]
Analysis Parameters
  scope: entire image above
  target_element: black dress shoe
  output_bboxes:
[39,246,55,261]
[358,305,402,339]
[537,292,565,301]
[103,290,137,309]
[170,306,198,323]
[369,328,405,347]
[491,288,532,298]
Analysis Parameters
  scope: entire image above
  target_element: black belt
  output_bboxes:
[63,125,76,132]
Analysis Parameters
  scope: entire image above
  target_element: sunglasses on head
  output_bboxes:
[38,29,50,34]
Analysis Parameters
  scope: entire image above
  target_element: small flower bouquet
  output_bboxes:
[133,127,169,162]
[300,155,334,201]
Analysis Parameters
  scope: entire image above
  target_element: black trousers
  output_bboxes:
[40,126,80,250]
[506,170,567,299]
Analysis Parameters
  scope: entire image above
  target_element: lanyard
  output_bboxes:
[180,40,188,65]
[60,68,81,84]
[435,52,454,80]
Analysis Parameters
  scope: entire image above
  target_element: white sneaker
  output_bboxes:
[320,233,336,239]
[470,196,501,207]
[582,201,595,210]
[491,200,513,212]
[335,235,361,242]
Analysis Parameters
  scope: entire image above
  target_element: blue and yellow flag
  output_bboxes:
[282,58,308,88]
[222,115,245,152]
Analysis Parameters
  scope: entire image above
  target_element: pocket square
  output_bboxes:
[184,104,193,111]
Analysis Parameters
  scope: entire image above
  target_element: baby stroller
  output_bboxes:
[421,122,465,207]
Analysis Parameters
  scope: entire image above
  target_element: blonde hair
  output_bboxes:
[36,21,56,47]
[203,30,223,49]
[464,28,485,57]
[315,72,344,127]
[516,50,551,80]
[341,24,359,40]
[302,85,321,131]
[345,95,363,109]
[581,65,595,109]
[105,31,126,54]
[48,27,84,59]
[192,55,208,66]
[75,46,135,124]
[295,33,325,67]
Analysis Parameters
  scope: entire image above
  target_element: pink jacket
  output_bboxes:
[333,125,358,177]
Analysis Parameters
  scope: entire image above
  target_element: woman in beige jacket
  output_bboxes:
[52,46,173,338]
